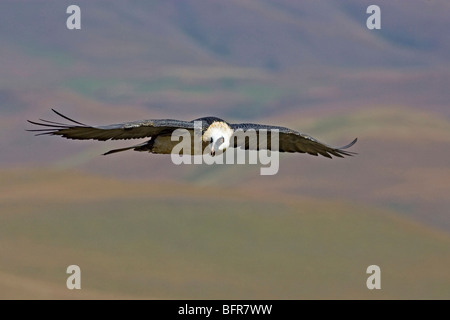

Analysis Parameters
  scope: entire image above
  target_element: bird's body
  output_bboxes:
[28,109,357,158]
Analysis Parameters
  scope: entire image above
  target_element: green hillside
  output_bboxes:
[1,1,450,299]
[1,169,449,299]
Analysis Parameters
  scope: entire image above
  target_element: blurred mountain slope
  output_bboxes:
[1,168,449,299]
[1,0,450,299]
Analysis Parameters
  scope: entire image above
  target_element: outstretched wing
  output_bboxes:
[27,109,195,141]
[230,123,357,158]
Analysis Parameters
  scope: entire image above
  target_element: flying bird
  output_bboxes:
[27,109,357,158]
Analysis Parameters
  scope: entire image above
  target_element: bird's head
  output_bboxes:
[203,121,234,156]
[209,135,228,156]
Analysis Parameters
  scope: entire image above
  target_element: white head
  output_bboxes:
[203,121,234,156]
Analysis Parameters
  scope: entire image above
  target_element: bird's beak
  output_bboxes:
[210,137,224,156]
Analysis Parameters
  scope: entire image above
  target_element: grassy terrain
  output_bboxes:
[1,1,450,299]
[0,169,449,299]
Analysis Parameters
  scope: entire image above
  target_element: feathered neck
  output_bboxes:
[202,121,234,142]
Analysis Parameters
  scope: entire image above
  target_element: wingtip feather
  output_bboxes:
[51,109,88,126]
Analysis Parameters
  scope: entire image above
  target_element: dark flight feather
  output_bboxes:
[28,110,357,158]
[230,123,357,158]
[27,109,196,141]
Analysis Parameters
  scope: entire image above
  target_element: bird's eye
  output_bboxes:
[210,137,213,143]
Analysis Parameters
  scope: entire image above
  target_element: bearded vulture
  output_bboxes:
[27,109,357,158]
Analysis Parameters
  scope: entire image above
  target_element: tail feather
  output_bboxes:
[102,142,149,155]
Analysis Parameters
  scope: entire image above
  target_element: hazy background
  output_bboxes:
[0,0,449,299]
